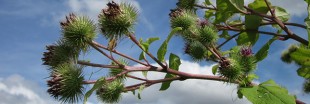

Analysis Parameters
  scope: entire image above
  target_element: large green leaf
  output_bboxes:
[305,2,310,46]
[240,80,295,104]
[83,77,106,104]
[255,37,277,62]
[160,53,181,91]
[274,6,290,22]
[248,0,269,13]
[229,0,245,12]
[236,32,259,45]
[157,27,182,62]
[241,0,269,45]
[289,48,310,66]
[246,0,269,29]
[297,67,310,78]
[215,0,239,23]
[245,15,262,31]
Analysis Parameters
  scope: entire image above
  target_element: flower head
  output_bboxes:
[102,1,122,19]
[47,63,85,103]
[99,2,138,39]
[169,8,184,18]
[240,46,253,57]
[42,45,57,65]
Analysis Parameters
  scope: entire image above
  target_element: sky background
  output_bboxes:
[0,0,309,104]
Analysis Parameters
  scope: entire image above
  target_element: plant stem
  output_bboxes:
[217,32,242,49]
[77,60,119,69]
[92,41,148,66]
[128,34,166,69]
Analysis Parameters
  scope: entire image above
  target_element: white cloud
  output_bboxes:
[0,75,57,104]
[245,0,307,17]
[66,0,153,31]
[66,0,141,19]
[118,60,251,104]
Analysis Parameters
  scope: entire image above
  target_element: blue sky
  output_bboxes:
[0,0,309,104]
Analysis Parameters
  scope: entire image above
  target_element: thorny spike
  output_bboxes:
[47,72,63,99]
[169,8,183,18]
[102,1,121,19]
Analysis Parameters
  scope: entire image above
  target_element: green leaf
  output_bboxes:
[245,0,269,29]
[215,0,239,23]
[305,3,310,46]
[240,80,295,104]
[236,32,259,45]
[248,0,269,13]
[138,84,145,99]
[169,53,181,70]
[157,27,182,62]
[159,73,174,91]
[139,37,159,60]
[205,10,215,19]
[274,6,290,22]
[205,0,212,5]
[131,90,135,95]
[242,0,269,45]
[83,77,106,104]
[245,15,262,30]
[247,74,259,81]
[228,0,245,12]
[159,53,181,91]
[297,67,310,78]
[237,89,243,99]
[139,52,145,60]
[219,30,230,39]
[228,19,242,26]
[289,48,310,66]
[141,37,160,52]
[212,64,219,75]
[255,37,277,62]
[142,71,148,78]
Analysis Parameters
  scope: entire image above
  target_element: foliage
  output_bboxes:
[42,0,310,103]
[239,80,295,104]
[47,63,85,103]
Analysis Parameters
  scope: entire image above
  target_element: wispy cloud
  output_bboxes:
[0,74,57,104]
[119,60,251,104]
[66,0,154,32]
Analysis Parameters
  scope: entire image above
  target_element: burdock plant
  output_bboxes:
[61,13,96,52]
[99,1,138,39]
[96,80,124,103]
[217,46,257,84]
[41,0,310,104]
[184,41,208,61]
[169,8,197,33]
[109,58,129,81]
[47,63,85,103]
[42,40,79,68]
